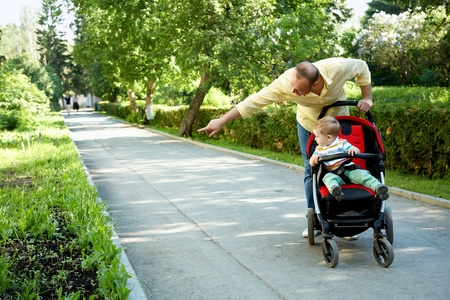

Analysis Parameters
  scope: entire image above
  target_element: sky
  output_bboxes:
[0,0,370,39]
[346,0,370,19]
[0,0,75,40]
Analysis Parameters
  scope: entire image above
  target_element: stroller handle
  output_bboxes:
[318,100,375,124]
[318,152,378,163]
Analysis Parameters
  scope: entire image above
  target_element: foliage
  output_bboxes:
[363,0,448,22]
[356,6,449,86]
[6,53,63,104]
[36,0,71,92]
[72,0,352,136]
[72,0,172,104]
[0,7,39,59]
[374,102,449,179]
[0,113,131,298]
[203,87,233,108]
[0,66,48,130]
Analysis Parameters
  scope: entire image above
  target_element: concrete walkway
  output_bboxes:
[64,109,450,300]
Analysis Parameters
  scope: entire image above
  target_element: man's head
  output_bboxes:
[291,62,320,96]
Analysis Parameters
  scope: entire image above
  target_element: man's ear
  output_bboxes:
[312,80,319,89]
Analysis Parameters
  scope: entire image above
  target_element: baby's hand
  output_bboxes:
[346,146,361,156]
[310,154,320,166]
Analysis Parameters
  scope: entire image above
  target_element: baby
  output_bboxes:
[309,116,389,201]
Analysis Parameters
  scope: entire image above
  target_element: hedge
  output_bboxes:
[97,101,449,179]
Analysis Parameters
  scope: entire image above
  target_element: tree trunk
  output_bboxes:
[127,87,138,113]
[145,80,154,108]
[179,67,210,137]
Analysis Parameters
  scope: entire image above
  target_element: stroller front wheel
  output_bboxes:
[322,239,339,268]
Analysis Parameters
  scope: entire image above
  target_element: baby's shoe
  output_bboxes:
[330,185,344,201]
[376,184,389,200]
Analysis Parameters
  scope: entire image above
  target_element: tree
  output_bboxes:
[0,65,48,130]
[356,6,449,86]
[363,0,449,25]
[70,0,351,136]
[6,53,62,105]
[174,0,346,136]
[36,0,71,94]
[0,7,39,59]
[72,0,172,110]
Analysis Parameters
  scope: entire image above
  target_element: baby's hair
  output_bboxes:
[313,116,340,136]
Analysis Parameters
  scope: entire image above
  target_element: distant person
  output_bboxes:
[73,95,79,115]
[64,94,71,116]
[309,116,389,201]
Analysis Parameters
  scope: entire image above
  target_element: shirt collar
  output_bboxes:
[320,72,332,88]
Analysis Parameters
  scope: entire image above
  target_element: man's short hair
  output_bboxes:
[295,62,320,86]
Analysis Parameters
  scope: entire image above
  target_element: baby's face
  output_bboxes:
[313,130,335,147]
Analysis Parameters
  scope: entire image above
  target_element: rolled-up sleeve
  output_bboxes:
[346,59,371,86]
[236,77,286,119]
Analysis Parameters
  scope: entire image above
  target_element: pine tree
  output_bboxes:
[36,0,70,92]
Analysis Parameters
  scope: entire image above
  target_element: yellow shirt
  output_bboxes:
[235,58,371,132]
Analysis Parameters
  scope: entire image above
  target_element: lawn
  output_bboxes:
[0,113,130,299]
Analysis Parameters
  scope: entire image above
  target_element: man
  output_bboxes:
[198,57,373,238]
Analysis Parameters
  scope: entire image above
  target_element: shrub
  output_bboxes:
[372,102,449,179]
[203,87,233,107]
[0,67,49,130]
[0,111,20,130]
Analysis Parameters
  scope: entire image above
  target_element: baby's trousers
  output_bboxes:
[323,169,380,192]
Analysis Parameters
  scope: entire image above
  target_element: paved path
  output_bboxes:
[64,110,450,300]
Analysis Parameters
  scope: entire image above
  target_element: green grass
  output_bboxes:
[345,82,449,105]
[150,125,450,200]
[0,112,130,299]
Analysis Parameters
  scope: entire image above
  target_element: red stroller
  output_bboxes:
[307,101,394,268]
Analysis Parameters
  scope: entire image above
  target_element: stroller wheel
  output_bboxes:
[322,239,339,268]
[308,208,315,245]
[383,207,394,244]
[373,238,394,267]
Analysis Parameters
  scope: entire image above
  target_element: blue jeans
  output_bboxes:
[297,121,314,210]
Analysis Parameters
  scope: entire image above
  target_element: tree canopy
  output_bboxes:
[356,5,449,86]
[1,0,449,133]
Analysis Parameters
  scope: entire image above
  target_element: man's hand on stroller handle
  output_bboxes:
[356,98,373,114]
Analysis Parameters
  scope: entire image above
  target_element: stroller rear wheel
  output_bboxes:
[322,239,339,268]
[373,238,394,267]
[307,208,315,245]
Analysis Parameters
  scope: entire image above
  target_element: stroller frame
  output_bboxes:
[307,101,394,268]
